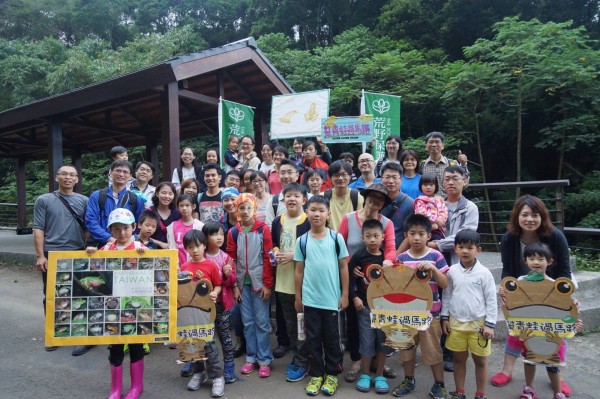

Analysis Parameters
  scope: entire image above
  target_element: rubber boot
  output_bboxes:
[124,359,144,399]
[224,361,240,384]
[108,364,123,399]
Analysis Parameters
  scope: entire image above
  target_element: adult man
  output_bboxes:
[349,153,381,190]
[420,131,468,195]
[198,163,224,223]
[325,160,364,230]
[85,160,144,247]
[224,170,242,190]
[265,159,313,227]
[34,165,90,355]
[428,165,479,266]
[236,135,261,171]
[129,161,155,208]
[379,163,414,248]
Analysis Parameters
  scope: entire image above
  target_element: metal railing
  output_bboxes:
[0,202,34,230]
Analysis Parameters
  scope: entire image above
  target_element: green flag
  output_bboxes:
[360,91,401,159]
[219,99,254,168]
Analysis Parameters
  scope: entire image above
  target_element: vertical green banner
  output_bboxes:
[360,91,401,159]
[218,99,254,168]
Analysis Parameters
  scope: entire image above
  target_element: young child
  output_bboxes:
[305,169,325,196]
[393,214,449,398]
[107,145,129,186]
[202,221,240,384]
[180,178,201,219]
[500,243,582,399]
[167,194,204,267]
[226,193,275,378]
[441,229,497,399]
[400,150,422,199]
[349,219,393,394]
[180,230,225,397]
[134,209,160,249]
[294,195,349,396]
[86,208,146,399]
[271,183,311,382]
[224,136,241,172]
[413,173,448,241]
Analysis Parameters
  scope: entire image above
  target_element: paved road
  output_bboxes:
[1,263,597,399]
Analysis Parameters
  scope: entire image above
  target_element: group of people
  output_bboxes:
[33,132,581,399]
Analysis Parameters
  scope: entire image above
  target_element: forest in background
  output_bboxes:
[0,0,599,236]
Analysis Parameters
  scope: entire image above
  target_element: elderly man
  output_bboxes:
[420,131,468,195]
[85,160,144,248]
[349,152,381,190]
[34,165,90,355]
[379,163,414,248]
[129,161,155,208]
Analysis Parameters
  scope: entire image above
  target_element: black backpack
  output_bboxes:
[323,189,359,211]
[98,188,139,216]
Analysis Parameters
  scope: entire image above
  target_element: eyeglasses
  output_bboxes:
[137,167,152,173]
[382,175,400,181]
[477,328,489,348]
[358,159,373,164]
[332,173,350,179]
[444,176,464,183]
[252,179,265,184]
[112,169,131,175]
[57,172,77,178]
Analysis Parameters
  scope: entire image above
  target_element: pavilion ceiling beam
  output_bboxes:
[119,106,146,126]
[223,70,256,103]
[63,118,148,138]
[178,89,219,106]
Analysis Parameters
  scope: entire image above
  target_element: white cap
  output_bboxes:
[107,208,135,227]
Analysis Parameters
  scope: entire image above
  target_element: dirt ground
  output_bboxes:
[1,263,598,399]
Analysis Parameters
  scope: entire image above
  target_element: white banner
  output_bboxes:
[270,90,330,139]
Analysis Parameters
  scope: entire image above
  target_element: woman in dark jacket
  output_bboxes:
[491,195,572,396]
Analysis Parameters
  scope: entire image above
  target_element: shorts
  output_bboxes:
[400,317,443,366]
[357,306,394,358]
[506,335,566,365]
[445,320,491,357]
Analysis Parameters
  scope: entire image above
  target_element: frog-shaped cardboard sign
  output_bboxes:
[177,271,216,362]
[501,272,579,365]
[366,263,433,350]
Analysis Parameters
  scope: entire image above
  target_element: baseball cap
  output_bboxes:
[107,208,135,227]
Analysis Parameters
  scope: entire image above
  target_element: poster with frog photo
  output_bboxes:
[45,250,178,346]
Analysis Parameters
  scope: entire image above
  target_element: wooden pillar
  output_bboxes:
[15,157,28,233]
[146,137,159,184]
[72,149,82,194]
[161,82,180,181]
[48,121,63,192]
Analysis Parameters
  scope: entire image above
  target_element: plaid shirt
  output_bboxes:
[420,156,468,196]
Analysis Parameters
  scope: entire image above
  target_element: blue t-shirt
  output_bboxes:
[401,174,423,199]
[294,229,349,311]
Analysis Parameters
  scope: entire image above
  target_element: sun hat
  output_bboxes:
[107,208,135,227]
[360,183,392,208]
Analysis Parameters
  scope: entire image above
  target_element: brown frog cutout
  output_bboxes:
[366,263,433,350]
[177,271,216,362]
[502,273,578,365]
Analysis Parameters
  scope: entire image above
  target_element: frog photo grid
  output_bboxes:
[45,250,178,346]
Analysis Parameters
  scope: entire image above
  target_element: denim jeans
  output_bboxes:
[241,285,273,366]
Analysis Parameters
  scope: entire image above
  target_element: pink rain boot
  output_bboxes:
[124,359,144,399]
[108,364,123,399]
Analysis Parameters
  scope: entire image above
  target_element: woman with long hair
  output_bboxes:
[149,182,180,249]
[374,136,402,178]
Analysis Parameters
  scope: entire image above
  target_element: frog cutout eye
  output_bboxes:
[504,277,519,292]
[365,264,383,282]
[196,280,212,297]
[554,278,574,296]
[415,269,431,282]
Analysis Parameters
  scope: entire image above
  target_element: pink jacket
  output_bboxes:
[413,195,448,227]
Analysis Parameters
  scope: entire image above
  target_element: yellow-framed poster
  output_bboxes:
[45,250,178,346]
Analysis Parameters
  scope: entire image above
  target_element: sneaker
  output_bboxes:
[233,337,246,358]
[553,394,567,399]
[321,375,338,396]
[449,392,466,399]
[430,382,447,399]
[520,385,537,399]
[240,362,257,374]
[187,372,207,391]
[443,360,454,372]
[560,380,572,397]
[286,364,307,382]
[392,377,416,397]
[223,361,240,384]
[273,344,290,358]
[306,376,323,396]
[143,343,150,355]
[258,365,271,378]
[211,376,225,397]
[180,361,194,377]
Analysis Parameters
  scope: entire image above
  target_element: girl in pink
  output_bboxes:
[414,173,448,241]
[202,221,240,384]
[167,194,204,267]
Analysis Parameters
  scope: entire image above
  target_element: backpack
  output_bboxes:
[98,188,139,216]
[323,189,359,211]
[229,225,265,258]
[272,194,280,215]
[383,193,408,219]
[298,229,341,260]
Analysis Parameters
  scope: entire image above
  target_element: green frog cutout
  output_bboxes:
[177,271,216,362]
[502,271,579,365]
[366,262,433,350]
